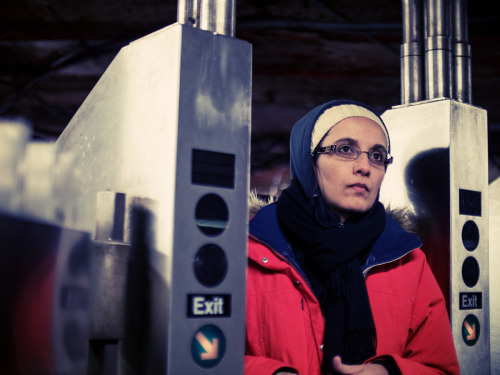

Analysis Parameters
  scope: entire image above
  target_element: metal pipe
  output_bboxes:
[401,0,424,104]
[178,0,235,37]
[216,0,236,37]
[90,192,129,341]
[200,0,236,37]
[452,0,472,103]
[199,0,212,31]
[424,0,452,99]
[177,0,200,27]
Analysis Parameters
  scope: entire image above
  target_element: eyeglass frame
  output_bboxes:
[312,143,394,166]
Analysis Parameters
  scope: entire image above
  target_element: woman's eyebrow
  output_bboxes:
[371,143,388,151]
[334,137,357,145]
[335,138,387,151]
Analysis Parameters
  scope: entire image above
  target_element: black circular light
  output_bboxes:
[193,244,228,287]
[195,194,229,237]
[462,220,479,251]
[462,256,480,288]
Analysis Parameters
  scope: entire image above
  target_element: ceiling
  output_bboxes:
[1,0,500,194]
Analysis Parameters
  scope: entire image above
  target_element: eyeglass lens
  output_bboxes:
[335,144,387,165]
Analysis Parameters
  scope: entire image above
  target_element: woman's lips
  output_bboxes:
[349,183,369,192]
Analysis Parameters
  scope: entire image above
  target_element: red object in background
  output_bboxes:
[0,214,61,375]
[14,255,57,375]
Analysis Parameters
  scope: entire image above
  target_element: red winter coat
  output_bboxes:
[245,203,459,375]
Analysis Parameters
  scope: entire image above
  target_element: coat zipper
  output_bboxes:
[362,247,417,277]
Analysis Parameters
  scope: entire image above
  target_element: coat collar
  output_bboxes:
[249,202,302,272]
[249,202,422,274]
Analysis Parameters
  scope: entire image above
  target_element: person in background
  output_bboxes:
[245,100,459,375]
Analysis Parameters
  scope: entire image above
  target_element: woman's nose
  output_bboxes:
[353,152,371,175]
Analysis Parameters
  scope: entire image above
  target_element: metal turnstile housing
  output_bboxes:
[55,23,252,374]
[380,98,490,374]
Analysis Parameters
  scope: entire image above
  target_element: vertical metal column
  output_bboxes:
[452,0,472,103]
[424,0,453,99]
[178,0,198,26]
[401,0,424,104]
[88,192,133,375]
[178,0,236,37]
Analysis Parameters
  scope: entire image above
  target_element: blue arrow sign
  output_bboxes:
[462,314,480,346]
[191,325,226,368]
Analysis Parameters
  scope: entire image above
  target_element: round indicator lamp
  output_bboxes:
[194,244,228,287]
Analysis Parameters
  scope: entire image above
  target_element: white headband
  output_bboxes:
[310,104,389,154]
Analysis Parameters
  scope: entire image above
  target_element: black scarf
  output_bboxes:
[276,180,385,373]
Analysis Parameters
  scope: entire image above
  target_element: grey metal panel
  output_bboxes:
[55,23,251,374]
[489,178,500,374]
[449,101,489,374]
[168,24,251,374]
[55,24,184,248]
[380,99,451,213]
[380,99,490,374]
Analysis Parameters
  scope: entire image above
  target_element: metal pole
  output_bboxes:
[177,0,199,26]
[215,0,236,37]
[452,0,472,103]
[401,0,424,104]
[424,0,452,99]
[89,192,133,374]
[179,0,235,37]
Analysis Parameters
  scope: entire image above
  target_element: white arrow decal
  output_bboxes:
[464,320,476,341]
[196,332,219,360]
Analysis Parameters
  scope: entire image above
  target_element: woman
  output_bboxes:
[245,100,459,375]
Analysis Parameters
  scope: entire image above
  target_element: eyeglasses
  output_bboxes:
[312,143,393,166]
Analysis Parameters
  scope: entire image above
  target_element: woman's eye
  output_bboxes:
[338,145,353,154]
[371,151,383,160]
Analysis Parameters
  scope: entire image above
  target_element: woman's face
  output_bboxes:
[313,116,387,222]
